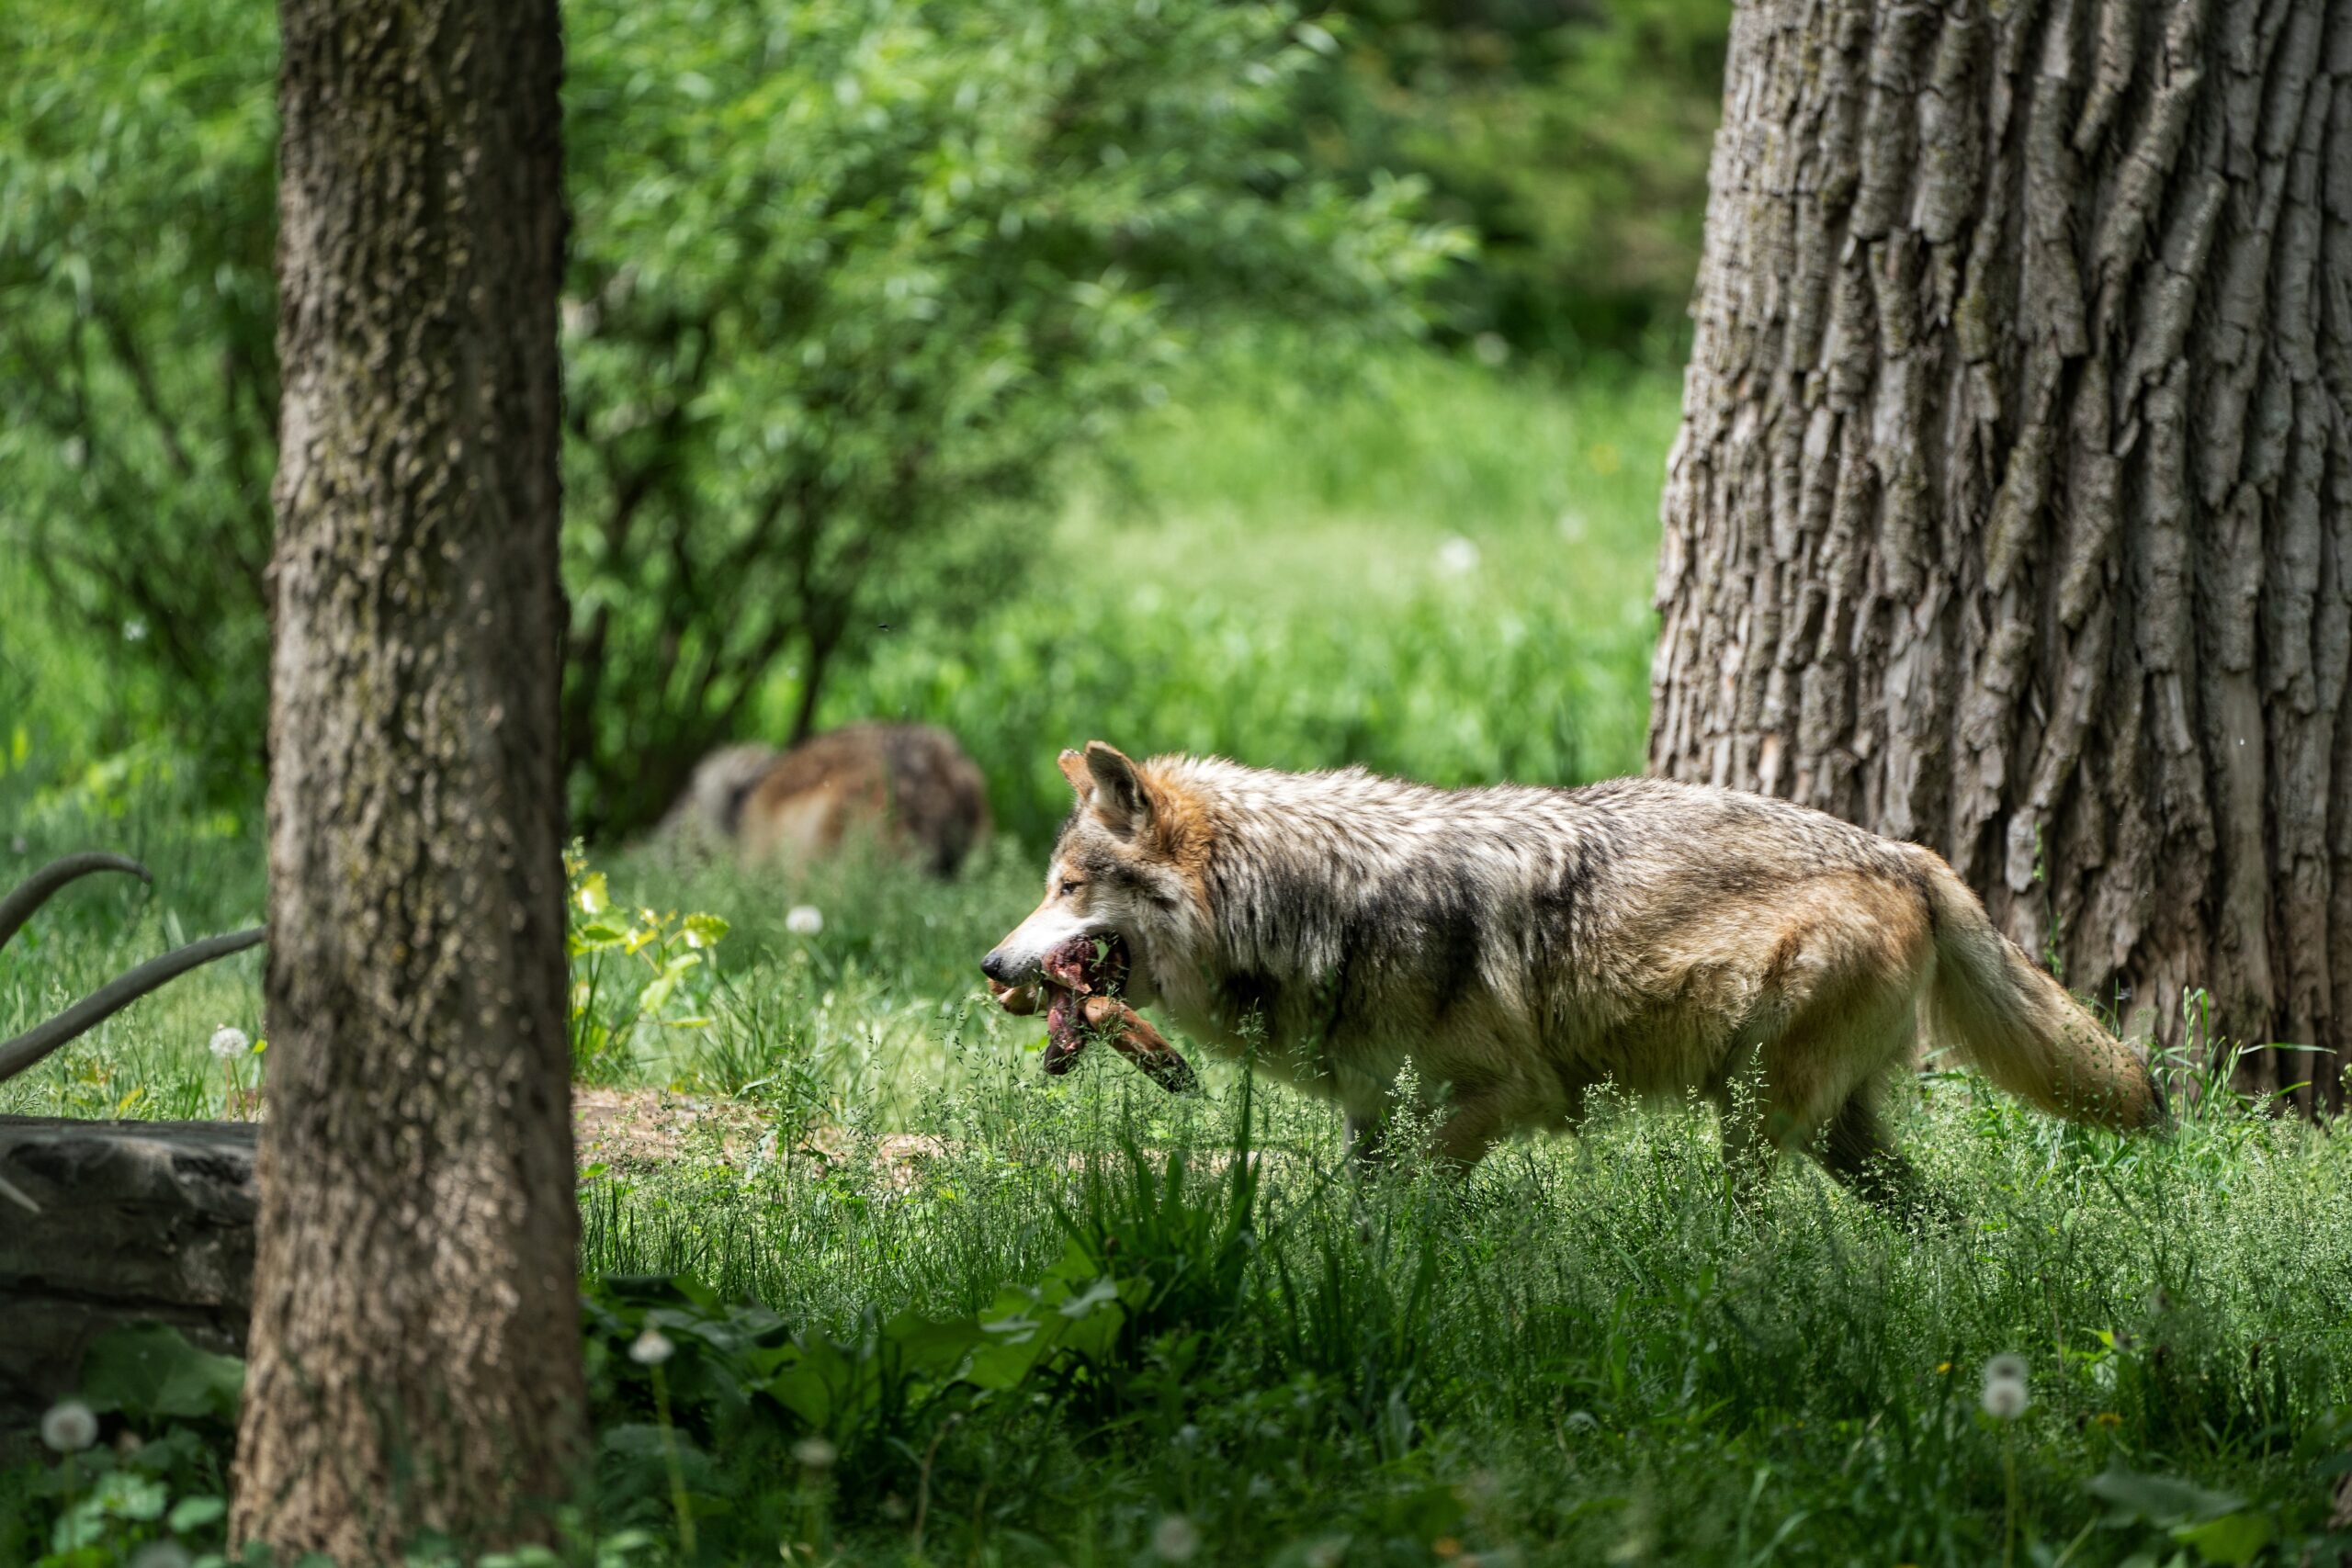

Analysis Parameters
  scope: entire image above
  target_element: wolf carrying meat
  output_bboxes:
[996,930,1201,1094]
[982,742,2165,1212]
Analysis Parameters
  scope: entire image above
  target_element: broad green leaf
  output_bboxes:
[76,1324,245,1424]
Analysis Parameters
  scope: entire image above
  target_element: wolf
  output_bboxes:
[981,742,2165,1209]
[657,722,991,878]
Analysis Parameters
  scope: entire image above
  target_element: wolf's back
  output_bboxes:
[1917,857,2165,1130]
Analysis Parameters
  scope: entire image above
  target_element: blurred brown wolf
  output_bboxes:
[661,723,989,878]
[983,742,2165,1210]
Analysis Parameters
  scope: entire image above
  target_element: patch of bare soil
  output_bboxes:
[571,1086,948,1190]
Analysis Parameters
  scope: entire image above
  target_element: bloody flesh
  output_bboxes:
[1036,932,1198,1093]
[1040,931,1129,1074]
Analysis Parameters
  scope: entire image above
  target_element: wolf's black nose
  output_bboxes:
[980,950,1012,984]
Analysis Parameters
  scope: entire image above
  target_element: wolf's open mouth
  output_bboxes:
[1039,931,1130,1075]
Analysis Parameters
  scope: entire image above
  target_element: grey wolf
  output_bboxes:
[982,743,2164,1209]
[658,723,990,878]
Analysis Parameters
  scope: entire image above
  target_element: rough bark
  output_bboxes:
[1652,0,2352,1114]
[232,0,582,1558]
[0,1118,256,1437]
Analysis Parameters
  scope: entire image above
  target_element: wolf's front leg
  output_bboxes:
[1428,1092,1510,1173]
[1341,1110,1386,1173]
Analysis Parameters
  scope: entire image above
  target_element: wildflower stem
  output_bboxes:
[650,1362,695,1558]
[2001,1439,2018,1568]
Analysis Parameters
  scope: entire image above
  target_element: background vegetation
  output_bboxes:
[0,0,1715,836]
[8,0,2349,1562]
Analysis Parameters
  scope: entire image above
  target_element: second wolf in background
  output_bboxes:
[660,722,990,879]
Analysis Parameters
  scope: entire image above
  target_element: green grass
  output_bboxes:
[6,346,2350,1565]
[790,339,1675,844]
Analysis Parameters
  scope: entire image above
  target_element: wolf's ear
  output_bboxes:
[1057,748,1093,800]
[1081,740,1152,836]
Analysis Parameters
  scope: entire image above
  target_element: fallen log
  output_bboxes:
[0,1116,258,1434]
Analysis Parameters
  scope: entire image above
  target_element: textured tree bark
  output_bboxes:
[1652,0,2352,1115]
[232,0,582,1558]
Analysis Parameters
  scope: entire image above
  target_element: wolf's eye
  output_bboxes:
[1059,878,1082,897]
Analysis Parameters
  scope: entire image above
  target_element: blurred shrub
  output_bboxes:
[0,0,1465,831]
[820,337,1675,842]
[0,2,278,795]
[1305,0,1730,361]
[855,581,1653,845]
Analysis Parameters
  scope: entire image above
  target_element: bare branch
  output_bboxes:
[0,853,152,953]
[0,926,266,1087]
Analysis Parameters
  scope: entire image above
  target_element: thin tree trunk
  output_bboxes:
[232,0,582,1558]
[1651,0,2352,1115]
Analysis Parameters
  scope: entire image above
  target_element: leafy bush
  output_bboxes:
[0,0,1465,831]
[1303,0,1731,361]
[567,846,732,1085]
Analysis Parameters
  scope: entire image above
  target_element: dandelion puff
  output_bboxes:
[786,905,824,936]
[1435,536,1481,577]
[1150,1514,1200,1562]
[1981,1353,2030,1419]
[40,1399,97,1452]
[792,1435,838,1471]
[209,1026,251,1061]
[628,1325,674,1366]
[130,1543,195,1568]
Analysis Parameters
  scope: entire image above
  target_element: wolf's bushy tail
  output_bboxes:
[1917,857,2165,1131]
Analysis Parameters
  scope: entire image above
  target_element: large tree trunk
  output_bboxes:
[232,0,581,1558]
[1651,0,2352,1115]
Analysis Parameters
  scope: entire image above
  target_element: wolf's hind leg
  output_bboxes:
[1816,1086,1951,1229]
[1429,1091,1512,1174]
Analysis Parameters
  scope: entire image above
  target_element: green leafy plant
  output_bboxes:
[0,0,1465,830]
[567,844,731,1084]
[1,1325,239,1566]
[2085,1461,2276,1566]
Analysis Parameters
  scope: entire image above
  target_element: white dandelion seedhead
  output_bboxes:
[40,1399,98,1453]
[1150,1514,1201,1562]
[785,905,824,937]
[1981,1353,2030,1420]
[628,1325,674,1366]
[209,1026,252,1061]
[1435,536,1482,578]
[130,1542,195,1568]
[792,1435,838,1472]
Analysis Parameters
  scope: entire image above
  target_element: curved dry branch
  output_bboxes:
[0,853,152,953]
[0,926,266,1086]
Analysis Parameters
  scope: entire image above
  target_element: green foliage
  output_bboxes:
[0,1325,236,1566]
[567,846,732,1085]
[0,0,1464,830]
[840,340,1674,841]
[0,0,278,799]
[1304,0,1731,360]
[560,0,1467,834]
[7,840,2352,1562]
[74,1325,244,1431]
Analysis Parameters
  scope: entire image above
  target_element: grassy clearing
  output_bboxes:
[797,340,1675,844]
[6,349,2350,1563]
[8,843,2350,1565]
